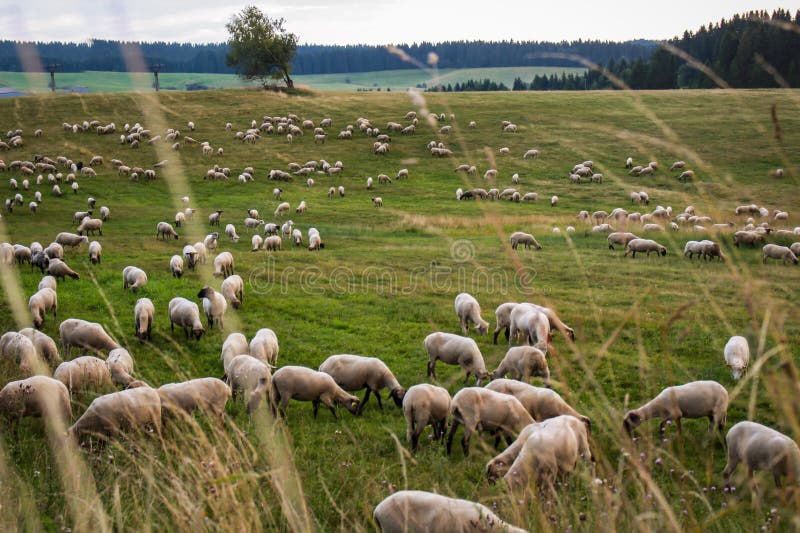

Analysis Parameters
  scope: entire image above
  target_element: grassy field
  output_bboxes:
[0,66,586,94]
[0,88,799,531]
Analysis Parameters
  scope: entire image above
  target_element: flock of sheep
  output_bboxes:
[0,105,797,532]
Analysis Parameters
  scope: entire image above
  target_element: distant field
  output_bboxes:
[0,66,586,94]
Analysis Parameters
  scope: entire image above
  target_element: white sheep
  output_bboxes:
[225,353,272,409]
[219,333,248,375]
[122,266,148,291]
[131,297,155,342]
[157,378,231,420]
[0,375,71,426]
[723,421,800,488]
[550,195,558,207]
[197,286,227,330]
[87,241,102,265]
[156,221,179,240]
[225,223,240,243]
[402,384,451,452]
[318,354,405,413]
[486,379,589,427]
[213,251,234,278]
[762,244,798,265]
[424,332,488,385]
[509,231,542,250]
[55,232,88,248]
[168,297,204,340]
[29,287,57,329]
[106,348,135,386]
[607,232,639,250]
[724,336,749,381]
[274,202,290,217]
[624,238,667,258]
[490,346,550,385]
[59,318,119,358]
[454,292,489,335]
[0,332,41,374]
[249,328,279,366]
[271,366,360,418]
[54,355,113,393]
[17,328,59,365]
[508,303,550,352]
[373,491,526,533]
[623,380,728,435]
[446,387,534,456]
[208,210,223,226]
[68,387,162,441]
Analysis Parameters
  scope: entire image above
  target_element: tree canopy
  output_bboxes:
[225,5,298,88]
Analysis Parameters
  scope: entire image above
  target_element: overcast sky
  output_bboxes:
[2,1,797,45]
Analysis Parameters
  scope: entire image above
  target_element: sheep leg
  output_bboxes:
[427,360,436,379]
[446,420,460,455]
[772,469,782,488]
[358,388,372,414]
[374,390,384,410]
[312,400,320,418]
[461,428,472,457]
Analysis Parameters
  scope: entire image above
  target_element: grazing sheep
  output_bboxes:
[133,298,155,341]
[623,380,728,435]
[454,292,489,335]
[0,332,39,374]
[606,232,639,251]
[156,221,179,240]
[203,233,218,252]
[213,251,234,278]
[271,366,360,418]
[550,195,558,207]
[122,266,148,291]
[28,287,57,329]
[371,197,383,207]
[723,336,749,381]
[59,319,119,358]
[292,229,303,246]
[54,356,113,393]
[624,238,667,258]
[106,348,134,386]
[762,244,798,265]
[225,223,240,243]
[523,149,539,159]
[373,491,526,533]
[167,255,184,279]
[0,376,71,426]
[220,274,243,309]
[319,354,405,413]
[509,231,542,250]
[157,378,231,420]
[249,328,279,366]
[723,421,800,488]
[274,202,290,217]
[402,384,451,452]
[17,328,59,365]
[264,235,282,251]
[46,258,79,281]
[208,210,223,226]
[55,232,88,248]
[492,302,518,344]
[490,346,550,385]
[508,304,550,352]
[486,379,589,427]
[88,241,101,264]
[68,387,162,441]
[733,230,765,248]
[197,286,227,329]
[424,332,489,385]
[446,387,534,456]
[220,332,249,373]
[168,297,204,340]
[182,245,198,271]
[226,354,272,412]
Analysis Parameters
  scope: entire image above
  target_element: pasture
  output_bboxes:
[0,87,799,531]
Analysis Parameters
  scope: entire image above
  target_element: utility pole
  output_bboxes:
[150,63,163,92]
[46,63,59,92]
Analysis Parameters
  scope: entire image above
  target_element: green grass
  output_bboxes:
[0,66,586,94]
[0,88,798,531]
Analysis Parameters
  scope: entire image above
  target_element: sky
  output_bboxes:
[1,1,797,45]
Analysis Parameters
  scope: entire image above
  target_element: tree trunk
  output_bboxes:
[284,72,294,88]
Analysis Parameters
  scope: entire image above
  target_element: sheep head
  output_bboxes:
[390,387,406,407]
[623,411,642,435]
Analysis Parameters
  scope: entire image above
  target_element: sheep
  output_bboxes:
[308,231,323,251]
[492,302,518,344]
[55,232,88,248]
[486,379,589,428]
[338,185,345,197]
[453,292,489,335]
[203,233,218,252]
[264,235,282,251]
[762,244,798,265]
[502,415,593,492]
[156,221,179,240]
[623,380,728,435]
[446,387,534,456]
[249,328,279,366]
[319,354,405,413]
[68,387,162,441]
[370,196,383,208]
[607,232,639,251]
[402,384,451,452]
[225,354,272,412]
[271,366,360,418]
[28,287,57,329]
[274,202,290,217]
[642,223,664,232]
[157,378,231,420]
[792,242,800,257]
[723,421,800,488]
[733,230,765,248]
[722,335,750,382]
[678,170,695,181]
[168,297,204,340]
[182,245,198,271]
[550,195,558,207]
[45,258,79,282]
[490,346,550,385]
[87,241,102,264]
[213,251,234,278]
[292,229,303,246]
[372,491,526,533]
[0,332,40,374]
[670,161,686,170]
[224,223,240,243]
[72,210,92,224]
[423,332,488,386]
[130,297,155,342]
[217,334,249,375]
[0,375,71,426]
[17,328,59,365]
[54,356,113,393]
[197,286,227,329]
[122,266,148,291]
[107,348,135,386]
[509,231,542,250]
[508,304,550,352]
[624,238,667,258]
[208,210,223,226]
[59,318,119,358]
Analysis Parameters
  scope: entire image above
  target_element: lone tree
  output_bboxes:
[225,5,298,89]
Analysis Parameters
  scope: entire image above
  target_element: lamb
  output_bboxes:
[762,244,798,265]
[29,287,57,329]
[213,251,234,278]
[182,245,198,271]
[249,328,279,366]
[59,318,119,358]
[372,491,526,533]
[607,232,639,250]
[723,421,800,488]
[723,336,749,381]
[156,221,179,240]
[54,356,113,393]
[371,197,383,207]
[402,384,451,452]
[168,297,204,340]
[486,379,590,427]
[0,376,71,426]
[55,232,88,248]
[197,286,227,329]
[271,366,360,418]
[453,292,489,336]
[489,346,550,385]
[623,380,728,435]
[508,303,550,351]
[122,266,148,291]
[225,223,240,243]
[509,231,542,250]
[18,328,59,364]
[169,255,183,278]
[133,298,155,341]
[106,348,134,386]
[88,241,101,264]
[318,354,405,413]
[157,378,231,420]
[68,387,162,441]
[221,274,244,309]
[0,332,40,374]
[424,332,489,385]
[623,238,667,258]
[446,387,534,456]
